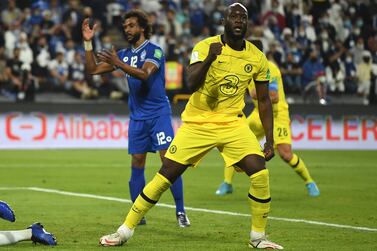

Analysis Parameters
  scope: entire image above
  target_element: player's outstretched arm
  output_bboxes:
[97,47,158,81]
[255,80,275,161]
[82,18,114,75]
[187,42,222,92]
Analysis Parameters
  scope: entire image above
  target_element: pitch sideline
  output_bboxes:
[1,186,376,233]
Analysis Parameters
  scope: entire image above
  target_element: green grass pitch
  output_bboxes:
[0,150,376,250]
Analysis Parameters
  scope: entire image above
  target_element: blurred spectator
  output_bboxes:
[302,50,327,104]
[280,52,302,93]
[310,0,330,25]
[316,12,336,42]
[328,0,346,41]
[269,41,283,66]
[261,0,285,32]
[324,40,346,67]
[62,0,83,43]
[352,37,365,65]
[300,16,316,42]
[295,23,311,49]
[32,35,51,86]
[64,39,76,65]
[284,2,302,33]
[81,0,109,33]
[50,0,64,25]
[106,1,125,29]
[4,22,20,58]
[190,3,206,36]
[208,2,223,35]
[163,8,182,59]
[280,27,293,53]
[326,61,345,93]
[39,9,56,40]
[69,52,98,99]
[5,47,35,101]
[100,35,113,51]
[344,51,358,93]
[139,0,161,13]
[48,51,69,90]
[356,50,373,105]
[1,0,22,28]
[16,32,33,71]
[0,47,8,91]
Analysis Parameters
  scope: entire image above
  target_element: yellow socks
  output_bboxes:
[124,173,171,229]
[248,169,271,233]
[288,154,314,184]
[224,166,235,184]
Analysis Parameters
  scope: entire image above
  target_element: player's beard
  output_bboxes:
[127,32,142,45]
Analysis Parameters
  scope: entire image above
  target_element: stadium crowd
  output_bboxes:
[0,0,376,104]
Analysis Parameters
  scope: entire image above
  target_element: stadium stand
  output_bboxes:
[0,0,376,105]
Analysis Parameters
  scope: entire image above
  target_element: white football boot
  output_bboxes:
[249,237,284,249]
[99,224,134,246]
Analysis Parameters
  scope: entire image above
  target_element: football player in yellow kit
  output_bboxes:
[215,42,319,198]
[99,4,283,249]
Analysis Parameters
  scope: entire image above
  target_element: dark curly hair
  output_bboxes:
[122,9,152,39]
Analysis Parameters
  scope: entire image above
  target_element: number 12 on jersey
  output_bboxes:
[156,132,172,145]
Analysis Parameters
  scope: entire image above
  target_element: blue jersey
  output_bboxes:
[117,40,171,120]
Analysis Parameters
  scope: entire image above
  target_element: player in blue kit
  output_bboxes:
[82,9,190,227]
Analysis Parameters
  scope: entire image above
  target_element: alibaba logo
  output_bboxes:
[5,113,47,141]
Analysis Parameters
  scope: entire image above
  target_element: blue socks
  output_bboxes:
[129,167,145,202]
[170,175,185,213]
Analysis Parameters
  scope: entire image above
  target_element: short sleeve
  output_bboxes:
[254,53,270,82]
[190,40,210,65]
[145,47,164,68]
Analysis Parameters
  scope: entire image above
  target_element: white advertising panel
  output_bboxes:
[0,113,375,149]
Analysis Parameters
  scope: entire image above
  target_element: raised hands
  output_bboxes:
[82,18,97,41]
[97,46,120,66]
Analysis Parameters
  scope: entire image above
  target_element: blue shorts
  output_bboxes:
[128,115,174,154]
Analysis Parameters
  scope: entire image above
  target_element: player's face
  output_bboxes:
[123,17,143,45]
[224,6,248,39]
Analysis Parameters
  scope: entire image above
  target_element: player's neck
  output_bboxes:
[132,36,147,50]
[222,34,245,51]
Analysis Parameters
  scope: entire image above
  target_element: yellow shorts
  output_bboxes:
[247,109,292,146]
[165,119,264,168]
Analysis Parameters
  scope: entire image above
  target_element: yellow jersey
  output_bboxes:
[249,61,288,113]
[182,35,270,123]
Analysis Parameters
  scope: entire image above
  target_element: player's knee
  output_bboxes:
[238,154,265,176]
[279,152,292,162]
[158,158,188,184]
[132,154,146,167]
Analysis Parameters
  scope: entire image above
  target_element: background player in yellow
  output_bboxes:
[215,42,320,197]
[99,3,283,249]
